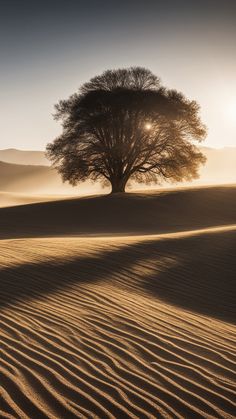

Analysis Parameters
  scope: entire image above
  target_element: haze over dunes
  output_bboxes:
[0,148,49,166]
[0,159,100,206]
[0,186,236,417]
[0,161,61,193]
[199,147,236,185]
[0,147,235,208]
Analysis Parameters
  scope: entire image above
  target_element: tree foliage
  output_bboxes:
[47,67,207,193]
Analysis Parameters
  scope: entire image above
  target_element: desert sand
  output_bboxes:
[0,192,72,208]
[0,161,78,195]
[0,149,49,166]
[0,160,102,197]
[0,185,236,418]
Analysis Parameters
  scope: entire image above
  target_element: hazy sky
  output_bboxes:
[1,0,236,150]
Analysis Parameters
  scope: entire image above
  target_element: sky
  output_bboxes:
[0,0,236,150]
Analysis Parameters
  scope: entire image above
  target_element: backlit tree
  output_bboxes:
[47,67,207,193]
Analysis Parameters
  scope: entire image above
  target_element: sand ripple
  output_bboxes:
[0,228,236,418]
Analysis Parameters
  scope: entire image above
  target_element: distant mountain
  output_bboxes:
[0,148,49,166]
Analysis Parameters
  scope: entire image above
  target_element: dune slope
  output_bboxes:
[0,148,49,166]
[0,192,72,208]
[0,185,236,239]
[0,161,62,193]
[0,160,102,196]
[0,186,236,418]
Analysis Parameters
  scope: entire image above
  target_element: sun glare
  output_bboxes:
[145,122,152,130]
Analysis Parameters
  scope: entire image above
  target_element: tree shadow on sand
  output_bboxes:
[0,228,236,324]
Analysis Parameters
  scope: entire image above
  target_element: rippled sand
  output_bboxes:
[0,186,236,418]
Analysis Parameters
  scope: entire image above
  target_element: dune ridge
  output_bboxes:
[0,191,72,208]
[0,186,236,418]
[0,149,49,166]
[0,185,236,239]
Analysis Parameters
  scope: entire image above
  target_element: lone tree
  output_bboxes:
[47,67,207,193]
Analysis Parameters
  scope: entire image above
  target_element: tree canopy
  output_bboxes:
[47,67,207,193]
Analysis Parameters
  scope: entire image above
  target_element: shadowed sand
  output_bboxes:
[0,186,236,418]
[1,185,236,239]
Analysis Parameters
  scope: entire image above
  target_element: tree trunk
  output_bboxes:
[110,177,127,193]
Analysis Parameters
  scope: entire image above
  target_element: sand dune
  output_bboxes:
[0,161,106,201]
[0,230,236,418]
[0,160,102,197]
[0,186,236,417]
[0,184,236,239]
[0,148,49,166]
[0,191,72,208]
[0,161,61,193]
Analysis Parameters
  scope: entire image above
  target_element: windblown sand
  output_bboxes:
[0,186,236,418]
